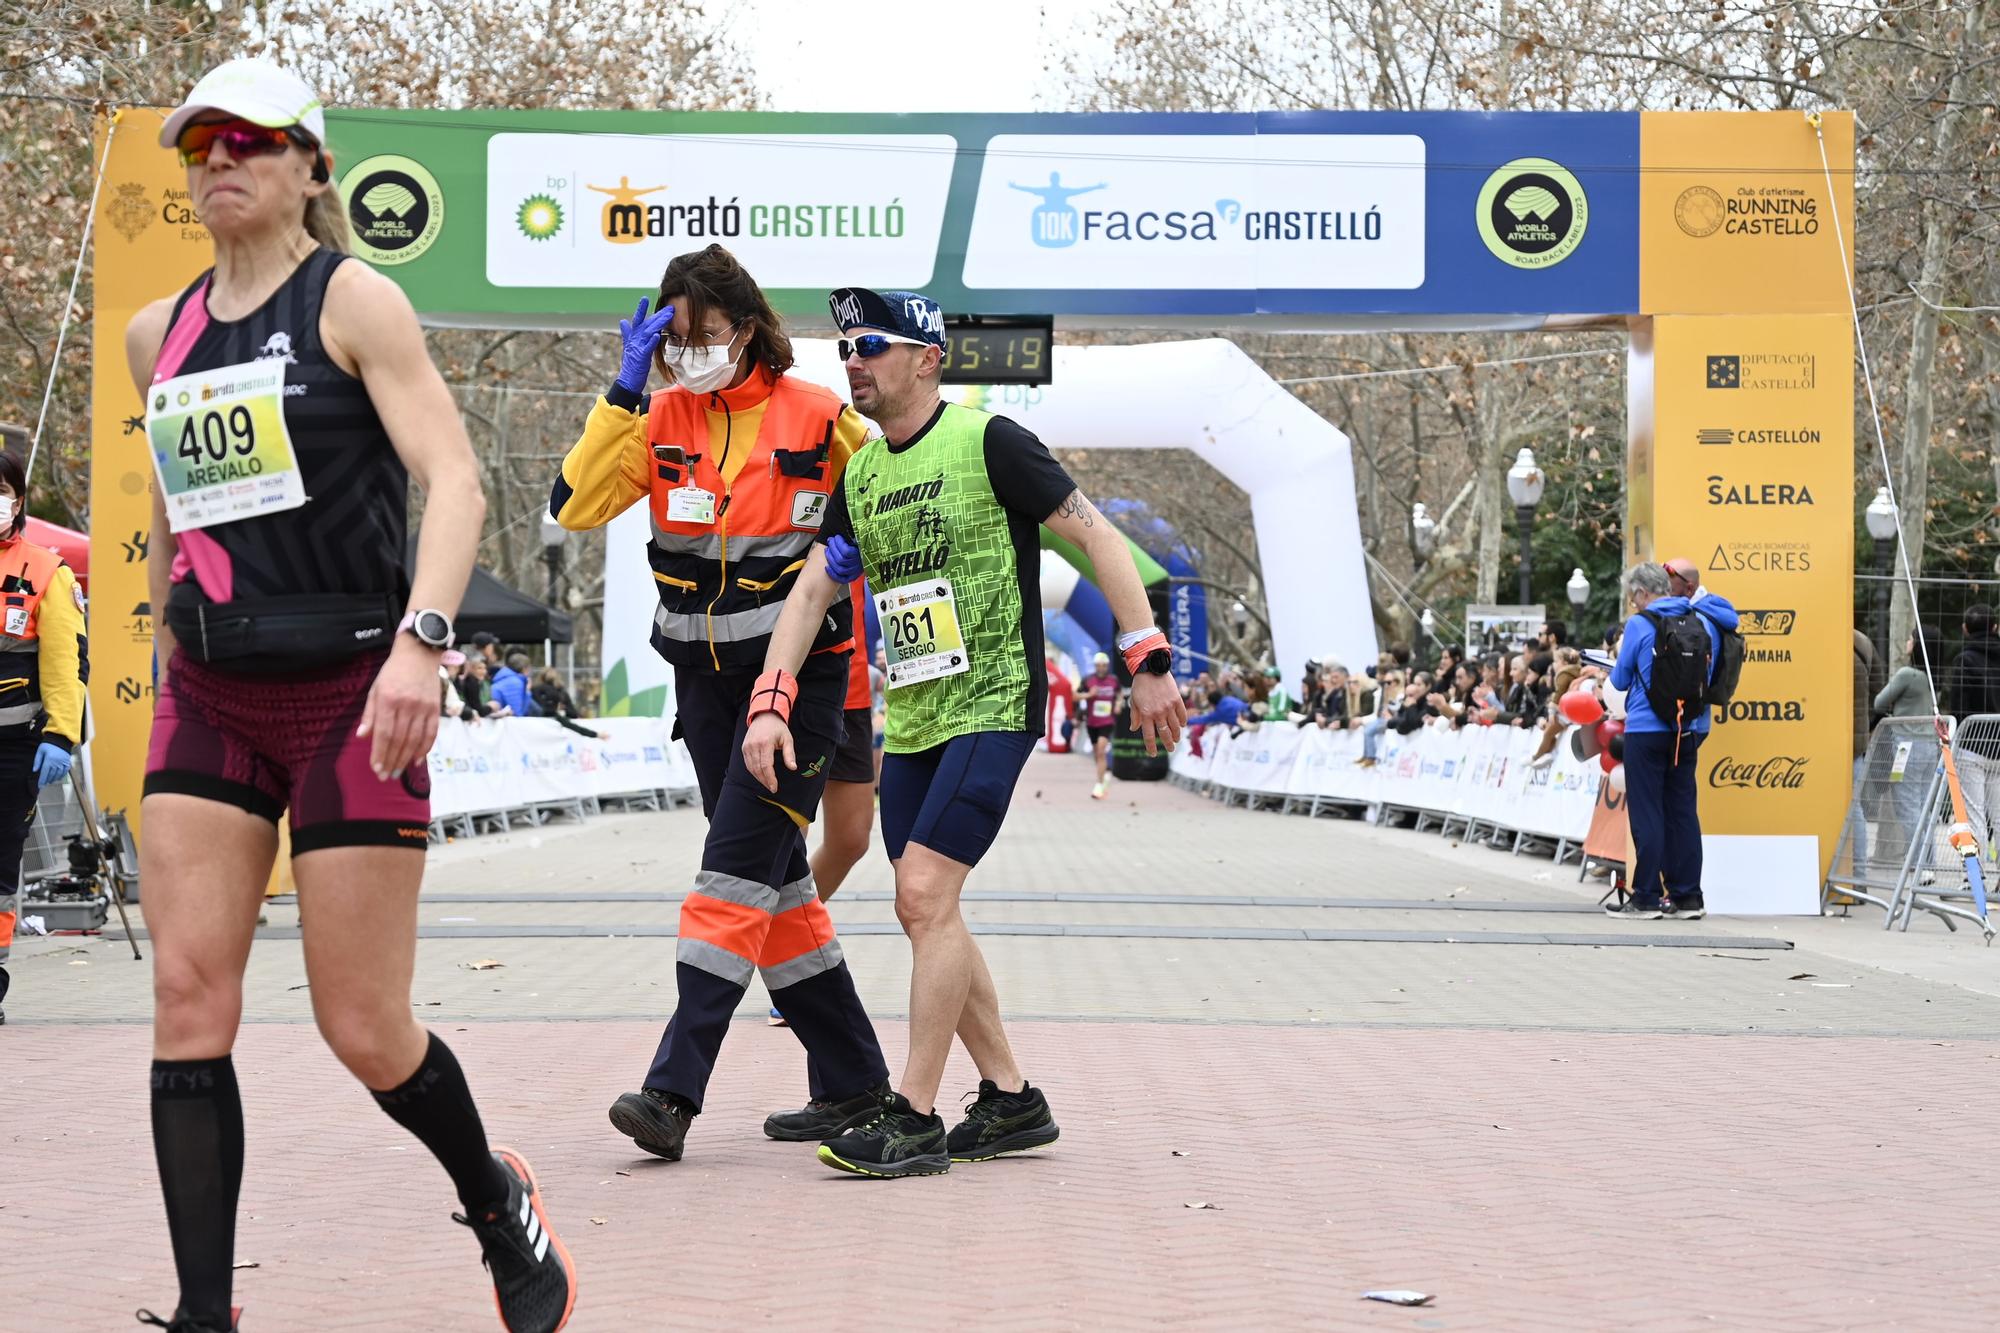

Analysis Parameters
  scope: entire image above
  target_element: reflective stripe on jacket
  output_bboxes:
[0,539,85,744]
[551,369,871,671]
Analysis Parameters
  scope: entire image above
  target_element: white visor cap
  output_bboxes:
[159,58,326,149]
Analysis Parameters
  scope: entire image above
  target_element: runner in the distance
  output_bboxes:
[127,59,573,1332]
[1080,651,1121,799]
[743,287,1186,1177]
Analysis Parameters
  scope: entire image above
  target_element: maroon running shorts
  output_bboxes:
[144,649,431,854]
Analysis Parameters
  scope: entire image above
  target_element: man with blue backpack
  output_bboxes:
[1607,561,1743,920]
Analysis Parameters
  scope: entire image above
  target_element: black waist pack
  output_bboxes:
[167,582,397,671]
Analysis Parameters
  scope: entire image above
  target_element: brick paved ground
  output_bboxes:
[7,748,2000,1330]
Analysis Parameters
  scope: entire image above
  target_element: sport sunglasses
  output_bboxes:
[838,332,931,360]
[176,118,318,167]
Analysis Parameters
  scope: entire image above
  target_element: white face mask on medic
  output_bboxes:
[669,330,744,394]
[0,497,16,530]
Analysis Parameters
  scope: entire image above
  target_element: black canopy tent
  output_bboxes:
[408,540,573,644]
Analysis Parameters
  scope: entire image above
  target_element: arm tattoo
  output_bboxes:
[1057,490,1095,528]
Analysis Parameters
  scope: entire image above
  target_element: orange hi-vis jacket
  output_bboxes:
[552,368,871,672]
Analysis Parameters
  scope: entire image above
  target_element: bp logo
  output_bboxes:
[1475,157,1588,269]
[339,155,444,266]
[517,193,563,241]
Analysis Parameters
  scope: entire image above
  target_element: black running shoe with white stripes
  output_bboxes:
[453,1147,576,1333]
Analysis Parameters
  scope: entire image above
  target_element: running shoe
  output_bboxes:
[135,1308,240,1331]
[767,1007,789,1027]
[607,1087,691,1160]
[817,1093,950,1178]
[1091,778,1109,800]
[1666,897,1707,921]
[946,1080,1061,1162]
[454,1147,576,1333]
[1603,899,1664,920]
[764,1082,892,1141]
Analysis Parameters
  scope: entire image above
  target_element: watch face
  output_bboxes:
[414,610,451,645]
[1143,648,1173,675]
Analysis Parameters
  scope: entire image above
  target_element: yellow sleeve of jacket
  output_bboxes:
[550,396,652,531]
[824,405,874,489]
[37,564,86,751]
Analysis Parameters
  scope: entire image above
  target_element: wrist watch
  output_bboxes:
[1138,647,1172,676]
[398,608,455,649]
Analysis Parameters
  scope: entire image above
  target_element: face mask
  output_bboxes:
[667,333,743,394]
[0,497,16,529]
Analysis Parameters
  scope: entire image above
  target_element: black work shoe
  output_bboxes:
[763,1083,891,1142]
[947,1080,1061,1162]
[608,1087,691,1161]
[136,1308,239,1332]
[1667,898,1707,920]
[453,1147,576,1333]
[817,1092,950,1178]
[1604,899,1664,920]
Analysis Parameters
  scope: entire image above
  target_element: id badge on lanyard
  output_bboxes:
[667,485,717,525]
[146,358,308,533]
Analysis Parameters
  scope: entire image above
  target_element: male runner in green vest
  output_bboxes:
[743,288,1186,1177]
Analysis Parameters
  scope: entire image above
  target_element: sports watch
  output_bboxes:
[398,608,455,650]
[1137,647,1173,676]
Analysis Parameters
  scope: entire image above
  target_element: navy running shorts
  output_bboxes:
[829,706,875,785]
[879,730,1036,867]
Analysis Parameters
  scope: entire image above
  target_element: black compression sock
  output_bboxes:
[370,1032,510,1211]
[151,1055,244,1326]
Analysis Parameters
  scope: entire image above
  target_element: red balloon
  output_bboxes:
[1600,746,1619,774]
[1561,689,1605,726]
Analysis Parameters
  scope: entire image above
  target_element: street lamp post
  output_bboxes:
[1504,448,1545,606]
[539,514,567,664]
[1566,567,1590,618]
[1864,486,1898,653]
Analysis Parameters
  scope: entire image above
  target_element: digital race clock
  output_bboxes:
[940,315,1054,387]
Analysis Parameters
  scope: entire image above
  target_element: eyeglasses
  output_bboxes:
[662,321,743,355]
[176,118,315,168]
[838,332,930,361]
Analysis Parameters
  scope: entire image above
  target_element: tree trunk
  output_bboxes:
[1888,0,1987,655]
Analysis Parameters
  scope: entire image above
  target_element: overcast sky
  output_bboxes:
[736,0,1103,113]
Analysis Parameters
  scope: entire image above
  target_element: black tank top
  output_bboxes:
[165,248,409,604]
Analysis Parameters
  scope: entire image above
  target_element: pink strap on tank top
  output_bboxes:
[151,276,234,604]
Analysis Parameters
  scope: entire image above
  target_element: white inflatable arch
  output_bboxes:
[787,337,1378,678]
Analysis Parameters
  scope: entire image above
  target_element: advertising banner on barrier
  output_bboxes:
[427,717,694,820]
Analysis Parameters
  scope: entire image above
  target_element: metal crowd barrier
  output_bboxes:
[1825,714,1995,939]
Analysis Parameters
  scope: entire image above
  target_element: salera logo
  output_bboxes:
[1712,698,1806,725]
[1708,755,1809,789]
[1475,157,1588,270]
[339,155,444,266]
[1706,476,1815,505]
[1736,610,1797,636]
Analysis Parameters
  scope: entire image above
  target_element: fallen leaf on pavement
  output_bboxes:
[1171,1150,1189,1157]
[1362,1290,1433,1307]
[590,1217,607,1225]
[232,1261,260,1270]
[464,959,505,970]
[1788,973,1815,981]
[1184,1201,1222,1210]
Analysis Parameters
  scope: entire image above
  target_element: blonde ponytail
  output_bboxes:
[304,189,351,254]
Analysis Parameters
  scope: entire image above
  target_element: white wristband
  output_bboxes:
[1116,627,1159,652]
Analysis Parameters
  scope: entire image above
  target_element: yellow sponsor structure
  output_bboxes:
[89,109,214,832]
[1632,112,1856,888]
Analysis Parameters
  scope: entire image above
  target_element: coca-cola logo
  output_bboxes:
[1708,754,1809,790]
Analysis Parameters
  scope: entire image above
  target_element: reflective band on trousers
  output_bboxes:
[647,522,815,566]
[675,872,845,988]
[0,637,35,654]
[654,599,786,645]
